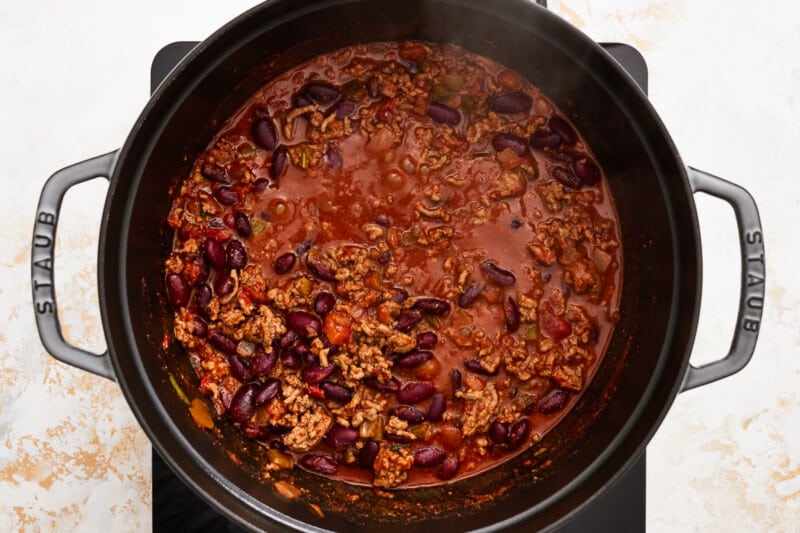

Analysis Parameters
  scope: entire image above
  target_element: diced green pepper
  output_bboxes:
[169,373,190,405]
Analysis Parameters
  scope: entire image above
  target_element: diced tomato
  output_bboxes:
[324,311,352,345]
[242,286,267,304]
[307,384,325,400]
[238,289,253,307]
[183,261,201,285]
[181,223,231,241]
[540,304,572,340]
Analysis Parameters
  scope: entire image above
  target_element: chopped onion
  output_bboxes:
[236,340,255,358]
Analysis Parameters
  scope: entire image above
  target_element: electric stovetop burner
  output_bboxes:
[151,41,647,533]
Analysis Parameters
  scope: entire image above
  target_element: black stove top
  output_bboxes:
[151,41,647,533]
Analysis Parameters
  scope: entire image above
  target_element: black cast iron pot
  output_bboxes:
[31,0,765,531]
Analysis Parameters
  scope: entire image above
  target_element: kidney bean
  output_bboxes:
[464,358,497,376]
[326,426,359,448]
[325,145,342,170]
[306,82,341,102]
[270,146,289,180]
[549,116,577,146]
[228,383,258,423]
[249,347,277,377]
[389,405,426,424]
[489,419,509,445]
[366,76,380,98]
[252,177,269,193]
[573,155,601,186]
[300,453,338,475]
[194,284,212,314]
[491,132,528,156]
[290,338,310,357]
[287,311,322,338]
[427,392,446,422]
[552,166,583,190]
[208,329,237,354]
[252,116,278,150]
[279,330,298,348]
[213,186,238,206]
[438,457,459,480]
[193,317,208,337]
[539,390,569,414]
[413,298,451,316]
[196,256,210,285]
[374,214,392,228]
[450,369,462,398]
[330,99,355,119]
[204,239,227,270]
[359,440,379,469]
[397,382,436,404]
[480,261,516,286]
[377,251,391,265]
[314,291,336,316]
[549,148,577,165]
[415,331,438,349]
[213,270,234,296]
[302,364,336,385]
[504,296,521,333]
[292,91,314,108]
[507,418,531,450]
[267,438,286,453]
[396,350,434,369]
[218,386,233,410]
[273,252,297,275]
[458,283,483,308]
[487,91,533,114]
[414,446,446,467]
[227,353,252,382]
[306,253,338,281]
[254,378,281,405]
[280,349,301,370]
[391,288,409,303]
[200,162,228,183]
[363,376,400,393]
[241,423,270,441]
[395,308,424,332]
[226,239,247,269]
[320,381,354,403]
[529,129,562,150]
[165,273,190,308]
[233,212,251,237]
[427,102,461,125]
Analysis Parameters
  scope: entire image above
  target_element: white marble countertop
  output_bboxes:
[1,0,797,530]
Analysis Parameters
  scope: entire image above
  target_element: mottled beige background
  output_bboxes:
[1,0,797,531]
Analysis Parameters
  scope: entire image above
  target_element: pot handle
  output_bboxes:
[681,167,764,391]
[31,152,117,381]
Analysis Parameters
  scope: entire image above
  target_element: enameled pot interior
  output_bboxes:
[100,0,700,531]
